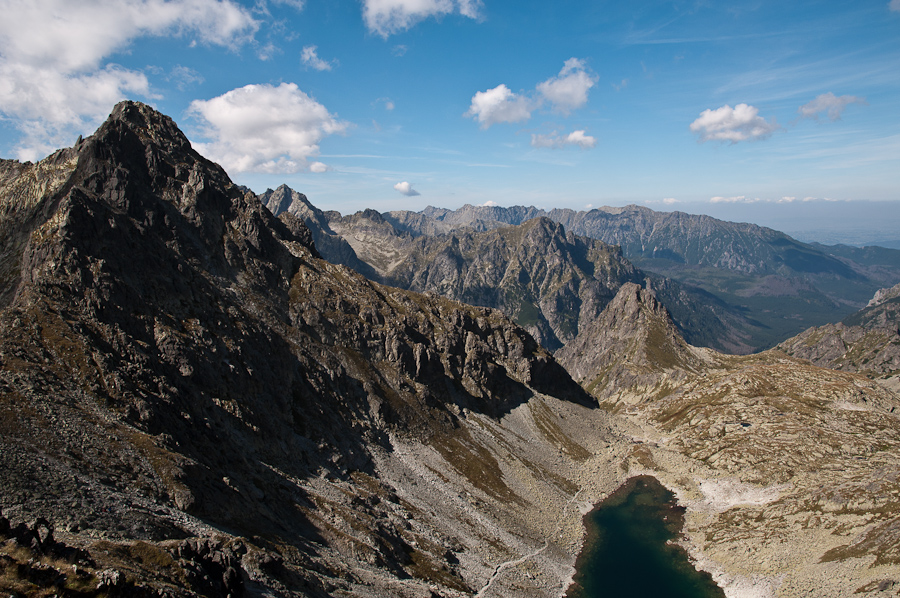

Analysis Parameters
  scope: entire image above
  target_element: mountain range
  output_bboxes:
[1,102,899,598]
[269,198,900,352]
[263,187,754,354]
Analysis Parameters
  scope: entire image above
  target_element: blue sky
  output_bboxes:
[1,0,898,241]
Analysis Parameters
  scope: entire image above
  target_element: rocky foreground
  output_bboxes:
[1,102,899,598]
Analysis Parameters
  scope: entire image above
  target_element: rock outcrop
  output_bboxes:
[556,282,716,402]
[778,281,900,392]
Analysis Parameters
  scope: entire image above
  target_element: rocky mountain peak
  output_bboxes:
[556,282,711,401]
[868,281,900,308]
[2,102,605,597]
[261,183,314,217]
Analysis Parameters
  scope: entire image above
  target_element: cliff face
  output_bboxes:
[0,102,618,597]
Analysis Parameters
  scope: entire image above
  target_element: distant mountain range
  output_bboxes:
[263,186,756,354]
[266,194,900,352]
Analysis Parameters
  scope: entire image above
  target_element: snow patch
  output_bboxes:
[696,479,787,513]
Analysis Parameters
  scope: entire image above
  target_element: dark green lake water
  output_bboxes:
[566,476,725,598]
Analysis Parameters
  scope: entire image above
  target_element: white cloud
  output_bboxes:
[690,104,780,143]
[392,44,408,56]
[301,45,336,71]
[310,161,329,173]
[481,200,499,207]
[394,181,420,196]
[188,82,349,174]
[272,0,305,9]
[374,97,395,111]
[662,197,679,205]
[168,65,204,90]
[361,0,482,38]
[465,84,532,128]
[536,58,597,115]
[467,60,595,133]
[530,130,597,149]
[891,0,900,12]
[0,0,258,160]
[710,195,752,203]
[798,92,867,121]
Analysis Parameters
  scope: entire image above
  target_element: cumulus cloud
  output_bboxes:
[536,58,597,115]
[465,84,532,128]
[301,45,336,71]
[530,130,597,149]
[467,59,595,131]
[394,181,420,196]
[188,82,349,174]
[798,92,867,121]
[361,0,482,38]
[0,0,258,160]
[891,0,900,12]
[481,200,499,207]
[690,104,780,143]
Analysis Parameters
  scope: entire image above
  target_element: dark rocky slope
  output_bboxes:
[0,102,613,597]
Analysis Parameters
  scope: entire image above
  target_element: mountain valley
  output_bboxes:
[1,102,900,598]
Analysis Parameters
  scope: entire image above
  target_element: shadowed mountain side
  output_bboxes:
[0,102,608,597]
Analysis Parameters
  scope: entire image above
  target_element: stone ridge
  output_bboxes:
[556,282,714,401]
[778,282,900,392]
[260,183,377,279]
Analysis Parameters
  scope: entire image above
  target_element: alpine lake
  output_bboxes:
[566,476,726,598]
